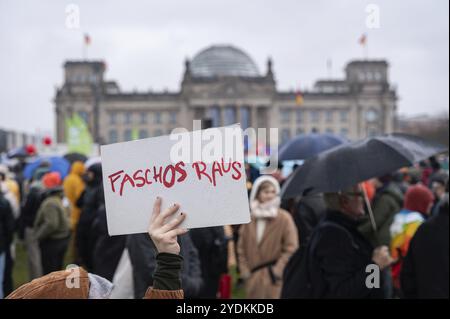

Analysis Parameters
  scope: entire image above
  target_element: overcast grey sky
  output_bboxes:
[0,0,448,134]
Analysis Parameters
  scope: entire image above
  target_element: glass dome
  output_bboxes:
[190,45,260,77]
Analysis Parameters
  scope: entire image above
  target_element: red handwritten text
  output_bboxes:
[107,159,243,196]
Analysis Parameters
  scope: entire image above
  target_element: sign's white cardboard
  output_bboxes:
[100,124,250,236]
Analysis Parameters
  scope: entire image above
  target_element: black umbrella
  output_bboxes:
[281,133,447,199]
[279,133,348,161]
[63,152,88,164]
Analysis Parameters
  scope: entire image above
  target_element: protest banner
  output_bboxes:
[101,124,250,236]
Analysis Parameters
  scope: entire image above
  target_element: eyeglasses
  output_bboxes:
[342,192,365,198]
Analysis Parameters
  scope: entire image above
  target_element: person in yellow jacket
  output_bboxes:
[63,161,86,231]
[0,164,20,206]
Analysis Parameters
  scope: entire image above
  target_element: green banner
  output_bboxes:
[65,113,93,155]
[131,127,139,140]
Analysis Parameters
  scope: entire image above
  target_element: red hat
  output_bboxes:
[404,184,435,215]
[42,172,62,189]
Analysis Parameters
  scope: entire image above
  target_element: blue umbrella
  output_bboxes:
[279,133,348,161]
[24,156,71,180]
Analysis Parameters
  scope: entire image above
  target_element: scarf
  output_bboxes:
[250,196,280,219]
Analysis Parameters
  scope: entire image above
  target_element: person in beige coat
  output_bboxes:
[237,175,299,299]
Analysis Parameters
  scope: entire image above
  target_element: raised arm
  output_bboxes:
[144,197,188,299]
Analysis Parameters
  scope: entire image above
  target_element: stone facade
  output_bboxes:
[54,45,397,146]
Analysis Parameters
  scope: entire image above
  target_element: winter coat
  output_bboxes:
[292,193,327,247]
[238,175,298,299]
[237,209,298,299]
[310,210,385,298]
[359,182,404,246]
[33,190,70,241]
[76,179,104,270]
[1,182,19,219]
[0,193,14,254]
[18,182,45,238]
[190,226,228,298]
[0,164,20,204]
[6,266,183,299]
[91,204,126,281]
[401,206,449,298]
[4,179,20,205]
[63,162,85,230]
[127,232,202,299]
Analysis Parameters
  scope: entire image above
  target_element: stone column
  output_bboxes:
[384,102,393,134]
[236,105,241,126]
[251,105,257,129]
[179,102,190,130]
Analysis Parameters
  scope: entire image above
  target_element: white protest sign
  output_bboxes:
[100,124,250,236]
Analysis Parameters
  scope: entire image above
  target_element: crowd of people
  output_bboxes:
[278,156,449,299]
[0,154,448,299]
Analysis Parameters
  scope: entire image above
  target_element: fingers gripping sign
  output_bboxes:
[148,197,189,255]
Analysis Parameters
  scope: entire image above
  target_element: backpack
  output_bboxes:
[17,186,46,238]
[281,234,318,298]
[281,221,351,298]
[210,227,229,274]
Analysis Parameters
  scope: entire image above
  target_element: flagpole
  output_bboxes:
[326,58,332,78]
[361,184,377,233]
[364,41,369,60]
[82,42,86,60]
[361,41,366,60]
[359,34,368,60]
[83,34,90,61]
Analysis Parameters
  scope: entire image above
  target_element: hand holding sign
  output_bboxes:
[148,197,188,255]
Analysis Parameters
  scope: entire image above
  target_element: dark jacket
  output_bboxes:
[76,180,104,270]
[91,204,126,281]
[293,193,327,247]
[310,210,384,298]
[127,232,203,299]
[18,183,45,238]
[190,227,228,298]
[359,182,403,246]
[75,162,104,270]
[0,193,14,254]
[400,203,449,298]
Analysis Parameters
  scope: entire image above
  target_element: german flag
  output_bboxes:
[359,33,367,46]
[84,33,91,46]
